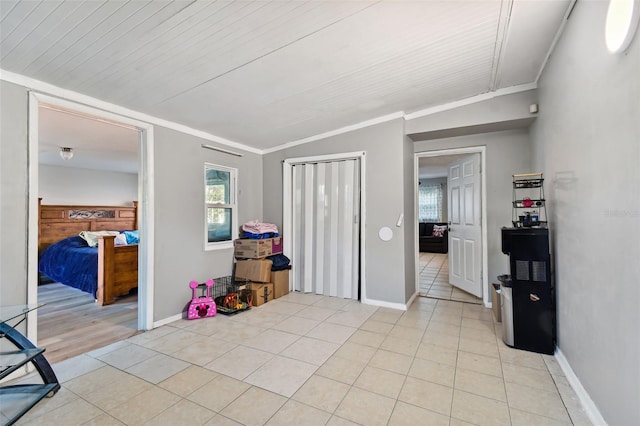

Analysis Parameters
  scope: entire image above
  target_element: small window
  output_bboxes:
[205,163,237,249]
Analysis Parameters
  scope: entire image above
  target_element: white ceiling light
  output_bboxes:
[605,0,640,53]
[59,147,74,160]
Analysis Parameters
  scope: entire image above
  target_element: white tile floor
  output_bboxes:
[419,253,483,304]
[13,293,592,426]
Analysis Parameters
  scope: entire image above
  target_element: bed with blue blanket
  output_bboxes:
[38,200,139,305]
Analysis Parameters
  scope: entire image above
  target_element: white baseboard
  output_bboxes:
[555,348,608,426]
[153,313,182,328]
[362,295,410,311]
[405,292,417,309]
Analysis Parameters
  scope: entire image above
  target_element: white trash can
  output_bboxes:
[498,274,514,346]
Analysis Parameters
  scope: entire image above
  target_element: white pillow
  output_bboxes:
[114,233,128,246]
[78,230,121,247]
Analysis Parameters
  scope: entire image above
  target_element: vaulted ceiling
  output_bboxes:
[1,0,571,152]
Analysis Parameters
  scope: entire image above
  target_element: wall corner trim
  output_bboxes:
[555,348,608,426]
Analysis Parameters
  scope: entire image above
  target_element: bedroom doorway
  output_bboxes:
[415,147,488,306]
[27,93,155,358]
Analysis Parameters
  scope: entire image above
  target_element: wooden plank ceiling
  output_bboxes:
[0,0,571,150]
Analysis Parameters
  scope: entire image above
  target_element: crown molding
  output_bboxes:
[0,69,262,155]
[404,82,537,121]
[2,69,541,156]
[262,111,405,154]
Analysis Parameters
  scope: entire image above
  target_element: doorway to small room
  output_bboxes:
[415,147,488,306]
[28,93,155,364]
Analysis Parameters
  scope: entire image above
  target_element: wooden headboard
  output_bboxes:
[38,198,138,253]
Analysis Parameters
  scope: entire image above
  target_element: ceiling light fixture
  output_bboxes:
[605,0,640,53]
[59,147,74,160]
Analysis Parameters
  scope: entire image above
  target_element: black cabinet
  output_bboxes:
[501,228,556,355]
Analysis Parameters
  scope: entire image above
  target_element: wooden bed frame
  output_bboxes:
[38,198,139,306]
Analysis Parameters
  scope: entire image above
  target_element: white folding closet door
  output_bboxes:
[292,160,360,299]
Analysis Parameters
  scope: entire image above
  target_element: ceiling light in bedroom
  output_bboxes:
[59,147,74,160]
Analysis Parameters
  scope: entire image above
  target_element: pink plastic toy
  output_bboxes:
[187,279,217,320]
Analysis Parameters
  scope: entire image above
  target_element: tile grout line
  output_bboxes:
[382,306,431,426]
[447,298,464,426]
[495,316,515,426]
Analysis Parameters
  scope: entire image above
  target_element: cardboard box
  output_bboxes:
[492,283,502,322]
[235,259,272,283]
[234,237,283,259]
[234,239,270,258]
[249,282,274,306]
[271,270,290,299]
[270,237,283,255]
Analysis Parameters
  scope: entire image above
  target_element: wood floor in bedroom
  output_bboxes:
[37,282,139,365]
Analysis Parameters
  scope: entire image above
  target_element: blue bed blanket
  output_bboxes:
[39,236,99,297]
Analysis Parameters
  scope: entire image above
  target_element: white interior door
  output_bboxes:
[291,160,360,299]
[448,154,482,297]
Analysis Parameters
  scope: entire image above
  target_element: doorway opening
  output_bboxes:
[27,93,155,355]
[415,147,489,306]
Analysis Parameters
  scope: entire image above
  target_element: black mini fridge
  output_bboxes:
[500,227,556,354]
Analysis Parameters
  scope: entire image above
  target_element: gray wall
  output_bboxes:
[0,80,264,323]
[0,81,29,307]
[153,127,263,320]
[418,176,448,222]
[530,2,640,424]
[414,129,531,291]
[39,165,138,206]
[263,119,414,305]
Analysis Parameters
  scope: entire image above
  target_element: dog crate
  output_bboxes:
[210,276,252,315]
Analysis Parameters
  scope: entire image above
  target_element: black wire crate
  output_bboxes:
[210,276,251,315]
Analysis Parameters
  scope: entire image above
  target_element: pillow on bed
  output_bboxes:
[123,230,139,244]
[114,233,128,246]
[78,230,121,247]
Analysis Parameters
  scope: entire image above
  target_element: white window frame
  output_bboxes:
[204,163,238,251]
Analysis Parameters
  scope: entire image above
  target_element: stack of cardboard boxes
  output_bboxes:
[233,236,290,306]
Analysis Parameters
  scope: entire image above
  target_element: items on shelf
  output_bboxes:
[512,173,547,228]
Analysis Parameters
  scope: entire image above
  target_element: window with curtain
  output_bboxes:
[205,163,237,249]
[419,183,443,222]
